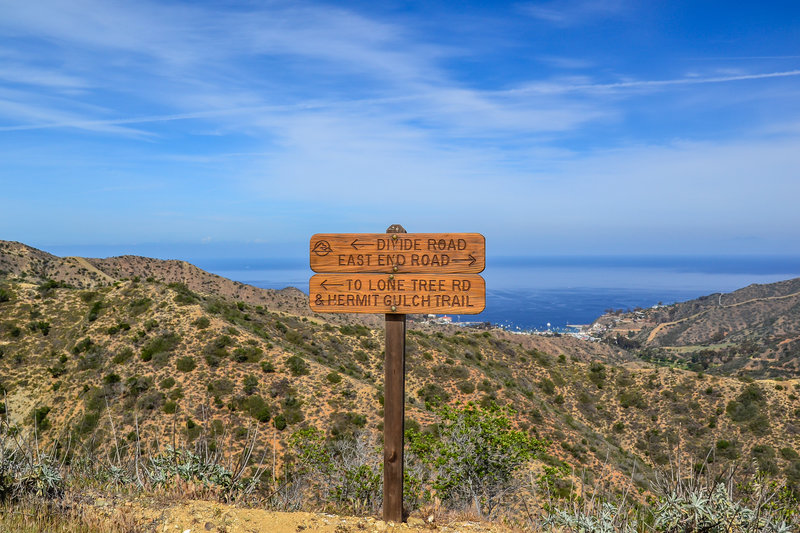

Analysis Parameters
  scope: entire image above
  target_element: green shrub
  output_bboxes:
[0,287,12,303]
[326,372,342,384]
[207,378,234,396]
[112,346,134,364]
[588,362,606,388]
[163,401,177,414]
[245,395,271,422]
[169,282,200,305]
[618,388,647,409]
[193,316,211,329]
[418,383,450,409]
[233,346,263,363]
[286,355,310,376]
[457,381,475,394]
[129,297,152,316]
[726,384,766,423]
[539,378,556,395]
[406,402,546,517]
[243,374,259,395]
[141,332,180,362]
[87,301,103,322]
[72,337,94,355]
[32,405,51,431]
[339,324,370,337]
[175,356,196,372]
[160,377,176,389]
[780,447,799,461]
[285,329,304,346]
[273,414,287,430]
[28,321,50,336]
[261,360,275,373]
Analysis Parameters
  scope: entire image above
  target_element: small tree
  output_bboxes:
[406,402,546,518]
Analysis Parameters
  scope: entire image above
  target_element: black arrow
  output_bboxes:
[452,254,477,266]
[320,280,344,291]
[351,239,371,250]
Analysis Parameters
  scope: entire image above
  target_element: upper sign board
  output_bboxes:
[310,233,485,274]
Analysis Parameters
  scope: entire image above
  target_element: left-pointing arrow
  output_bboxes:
[320,280,344,290]
[351,239,370,250]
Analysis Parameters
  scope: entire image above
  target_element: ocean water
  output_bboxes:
[193,256,800,332]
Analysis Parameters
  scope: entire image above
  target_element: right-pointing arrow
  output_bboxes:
[453,254,477,266]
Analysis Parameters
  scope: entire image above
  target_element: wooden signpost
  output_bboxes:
[309,225,486,523]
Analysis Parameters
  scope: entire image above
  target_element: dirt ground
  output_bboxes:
[88,498,521,533]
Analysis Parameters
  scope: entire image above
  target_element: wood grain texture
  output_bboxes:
[310,273,485,314]
[310,233,485,273]
[383,313,405,522]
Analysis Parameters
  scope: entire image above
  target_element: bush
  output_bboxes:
[244,395,272,422]
[169,282,200,305]
[457,380,475,394]
[289,427,381,515]
[286,355,310,376]
[112,347,134,364]
[417,383,450,408]
[261,360,275,373]
[588,362,606,388]
[141,332,181,362]
[0,287,12,303]
[87,301,103,322]
[406,402,546,517]
[242,374,259,395]
[233,345,263,363]
[618,388,647,409]
[539,378,556,395]
[726,384,766,426]
[207,378,234,396]
[175,356,196,372]
[32,405,51,431]
[326,372,342,384]
[193,316,210,329]
[339,324,370,337]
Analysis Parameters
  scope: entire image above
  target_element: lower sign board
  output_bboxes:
[310,273,485,314]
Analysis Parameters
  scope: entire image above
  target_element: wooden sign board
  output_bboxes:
[310,273,485,314]
[310,233,485,274]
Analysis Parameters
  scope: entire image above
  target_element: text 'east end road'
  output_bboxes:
[310,233,485,274]
[309,274,485,314]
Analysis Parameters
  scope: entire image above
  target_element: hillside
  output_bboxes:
[2,241,800,529]
[593,277,800,377]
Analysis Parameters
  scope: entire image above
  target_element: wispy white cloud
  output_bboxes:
[508,69,800,95]
[520,0,628,26]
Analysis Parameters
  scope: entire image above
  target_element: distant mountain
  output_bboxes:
[593,277,800,377]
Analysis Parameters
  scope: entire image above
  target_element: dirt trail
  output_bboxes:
[645,290,800,343]
[66,256,117,283]
[90,499,518,533]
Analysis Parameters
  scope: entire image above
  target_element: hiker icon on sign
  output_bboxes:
[312,240,333,256]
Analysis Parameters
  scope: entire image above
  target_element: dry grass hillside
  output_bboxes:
[593,277,800,378]
[2,241,800,531]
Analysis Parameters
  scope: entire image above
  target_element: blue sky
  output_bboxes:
[1,0,799,261]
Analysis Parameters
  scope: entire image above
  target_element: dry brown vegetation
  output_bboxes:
[2,240,800,531]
